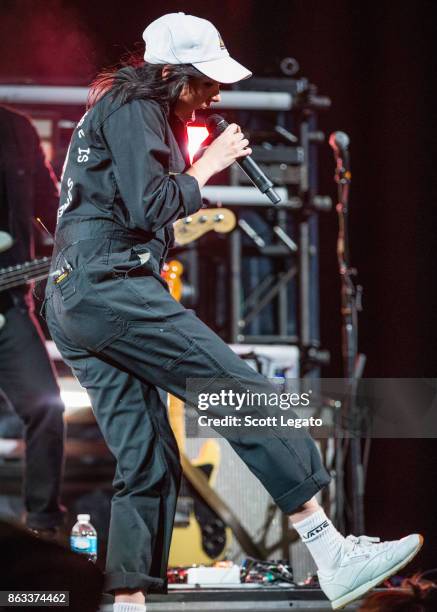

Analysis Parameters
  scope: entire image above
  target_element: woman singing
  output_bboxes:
[44,13,422,612]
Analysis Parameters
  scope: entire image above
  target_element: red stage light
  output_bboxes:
[187,125,209,163]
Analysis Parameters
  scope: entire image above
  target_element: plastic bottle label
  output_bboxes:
[70,535,97,555]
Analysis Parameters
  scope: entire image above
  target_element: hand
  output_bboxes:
[202,123,252,174]
[186,123,252,188]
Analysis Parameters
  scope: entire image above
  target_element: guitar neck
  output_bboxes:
[0,257,52,293]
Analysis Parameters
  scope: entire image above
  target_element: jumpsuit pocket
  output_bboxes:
[56,267,100,312]
[53,266,126,352]
[106,246,155,279]
[57,270,78,302]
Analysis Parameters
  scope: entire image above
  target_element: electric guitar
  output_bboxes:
[0,235,53,329]
[0,257,52,294]
[173,207,236,245]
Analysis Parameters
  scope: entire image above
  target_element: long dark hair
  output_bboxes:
[87,51,204,112]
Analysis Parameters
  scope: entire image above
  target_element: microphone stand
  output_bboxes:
[333,144,367,535]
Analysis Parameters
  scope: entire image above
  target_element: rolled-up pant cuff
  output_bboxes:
[26,508,66,530]
[274,467,331,514]
[104,572,167,594]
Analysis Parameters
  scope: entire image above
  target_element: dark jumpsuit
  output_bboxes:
[44,92,330,593]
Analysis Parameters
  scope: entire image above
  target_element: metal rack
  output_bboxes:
[181,77,333,375]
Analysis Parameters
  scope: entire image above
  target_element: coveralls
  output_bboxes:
[44,91,330,593]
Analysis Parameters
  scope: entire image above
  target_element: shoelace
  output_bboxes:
[347,535,380,546]
[344,535,385,555]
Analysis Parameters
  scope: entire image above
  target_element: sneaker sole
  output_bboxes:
[331,534,424,609]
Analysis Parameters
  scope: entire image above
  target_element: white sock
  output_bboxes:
[292,509,345,573]
[113,604,146,612]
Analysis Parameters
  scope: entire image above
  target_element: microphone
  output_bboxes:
[329,131,350,172]
[206,114,281,205]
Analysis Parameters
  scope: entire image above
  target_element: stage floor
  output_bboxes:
[100,585,361,611]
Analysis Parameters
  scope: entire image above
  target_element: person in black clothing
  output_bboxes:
[0,104,65,533]
[44,13,422,612]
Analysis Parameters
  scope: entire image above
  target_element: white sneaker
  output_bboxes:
[318,533,423,610]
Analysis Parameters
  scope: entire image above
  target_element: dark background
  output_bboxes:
[1,0,437,572]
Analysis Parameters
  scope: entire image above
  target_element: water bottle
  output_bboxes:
[70,514,97,562]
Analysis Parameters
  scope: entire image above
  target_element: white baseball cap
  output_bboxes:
[143,12,252,84]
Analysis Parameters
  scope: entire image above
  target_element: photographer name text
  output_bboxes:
[198,415,322,428]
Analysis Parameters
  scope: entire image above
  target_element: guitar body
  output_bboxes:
[169,442,232,565]
[170,515,217,567]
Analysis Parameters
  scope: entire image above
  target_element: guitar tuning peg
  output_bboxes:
[214,214,224,222]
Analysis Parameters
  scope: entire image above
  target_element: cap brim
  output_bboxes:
[192,56,252,84]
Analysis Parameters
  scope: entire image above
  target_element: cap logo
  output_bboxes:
[218,32,226,51]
